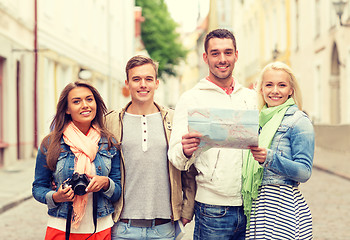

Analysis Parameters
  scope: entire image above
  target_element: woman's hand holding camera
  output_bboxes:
[85,174,110,193]
[53,185,75,203]
[52,174,110,203]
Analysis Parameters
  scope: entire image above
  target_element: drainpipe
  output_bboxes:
[34,0,38,149]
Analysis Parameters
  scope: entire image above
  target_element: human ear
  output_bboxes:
[203,52,208,64]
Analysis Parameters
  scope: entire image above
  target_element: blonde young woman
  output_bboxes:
[242,62,314,239]
[32,81,121,240]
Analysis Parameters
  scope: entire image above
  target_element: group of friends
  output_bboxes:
[32,28,315,240]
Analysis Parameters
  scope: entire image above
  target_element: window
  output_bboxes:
[295,0,299,50]
[347,0,350,21]
[313,64,322,123]
[0,57,6,166]
[329,0,336,28]
[315,0,321,38]
[40,58,56,138]
[280,0,286,50]
[347,50,350,122]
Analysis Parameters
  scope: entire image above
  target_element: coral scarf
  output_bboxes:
[63,122,101,229]
[242,98,295,228]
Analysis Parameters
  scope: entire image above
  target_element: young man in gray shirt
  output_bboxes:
[105,55,195,239]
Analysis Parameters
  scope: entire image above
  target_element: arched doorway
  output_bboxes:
[330,43,341,124]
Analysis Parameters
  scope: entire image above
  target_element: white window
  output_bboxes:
[330,0,337,28]
[56,65,72,101]
[280,0,286,50]
[95,78,108,106]
[313,64,322,123]
[347,49,350,122]
[40,58,56,137]
[315,0,321,38]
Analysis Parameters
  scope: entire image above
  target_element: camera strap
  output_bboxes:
[65,193,98,240]
[86,192,98,239]
[65,202,73,240]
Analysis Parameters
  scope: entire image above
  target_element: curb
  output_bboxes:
[313,164,350,181]
[0,195,33,215]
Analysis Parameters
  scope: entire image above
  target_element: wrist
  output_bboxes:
[103,177,110,191]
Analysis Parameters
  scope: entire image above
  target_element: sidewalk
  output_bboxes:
[0,158,35,214]
[313,146,350,181]
[0,145,349,217]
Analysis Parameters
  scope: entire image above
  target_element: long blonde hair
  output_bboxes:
[255,61,303,111]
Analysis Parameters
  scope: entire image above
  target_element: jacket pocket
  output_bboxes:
[53,152,69,182]
[99,150,113,173]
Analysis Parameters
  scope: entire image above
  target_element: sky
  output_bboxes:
[165,0,210,33]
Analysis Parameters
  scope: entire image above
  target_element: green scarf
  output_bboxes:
[242,98,295,228]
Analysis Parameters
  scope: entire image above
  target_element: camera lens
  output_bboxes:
[74,183,87,196]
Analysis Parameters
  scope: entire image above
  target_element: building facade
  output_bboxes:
[0,0,136,167]
[210,0,350,126]
[0,0,35,166]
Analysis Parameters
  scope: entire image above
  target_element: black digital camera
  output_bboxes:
[62,172,90,196]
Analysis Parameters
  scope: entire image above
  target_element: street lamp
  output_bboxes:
[332,0,350,27]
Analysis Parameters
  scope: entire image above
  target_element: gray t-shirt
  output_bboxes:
[120,112,172,219]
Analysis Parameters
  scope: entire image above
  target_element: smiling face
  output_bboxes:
[261,69,294,107]
[65,86,96,134]
[125,63,159,105]
[203,38,238,86]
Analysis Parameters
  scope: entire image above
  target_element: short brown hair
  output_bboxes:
[204,29,237,53]
[125,55,158,80]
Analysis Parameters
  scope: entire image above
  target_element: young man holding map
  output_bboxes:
[168,29,257,240]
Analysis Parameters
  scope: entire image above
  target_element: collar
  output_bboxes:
[206,76,234,95]
[121,101,169,120]
[60,136,106,145]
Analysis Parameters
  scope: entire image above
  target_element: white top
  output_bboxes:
[120,112,172,219]
[47,164,114,233]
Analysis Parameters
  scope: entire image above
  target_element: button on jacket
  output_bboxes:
[261,105,315,186]
[32,137,122,219]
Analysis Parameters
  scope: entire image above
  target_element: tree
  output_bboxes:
[136,0,188,79]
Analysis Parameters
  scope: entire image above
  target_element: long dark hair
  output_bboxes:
[41,80,118,171]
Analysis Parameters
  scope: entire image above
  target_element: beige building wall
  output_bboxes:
[229,0,350,126]
[231,0,291,88]
[0,0,136,167]
[0,0,35,166]
[290,0,350,125]
[36,0,135,145]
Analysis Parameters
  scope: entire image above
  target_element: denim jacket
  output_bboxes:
[261,105,315,187]
[32,137,122,219]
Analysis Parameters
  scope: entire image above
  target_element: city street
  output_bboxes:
[0,165,349,239]
[1,1,349,239]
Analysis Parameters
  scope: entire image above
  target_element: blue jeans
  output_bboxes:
[194,201,246,240]
[111,220,175,240]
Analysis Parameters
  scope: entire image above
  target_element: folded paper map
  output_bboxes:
[188,108,259,153]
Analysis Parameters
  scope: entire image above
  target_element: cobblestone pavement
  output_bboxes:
[1,167,348,240]
[0,146,349,239]
[300,168,350,240]
[180,168,350,240]
[0,198,47,240]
